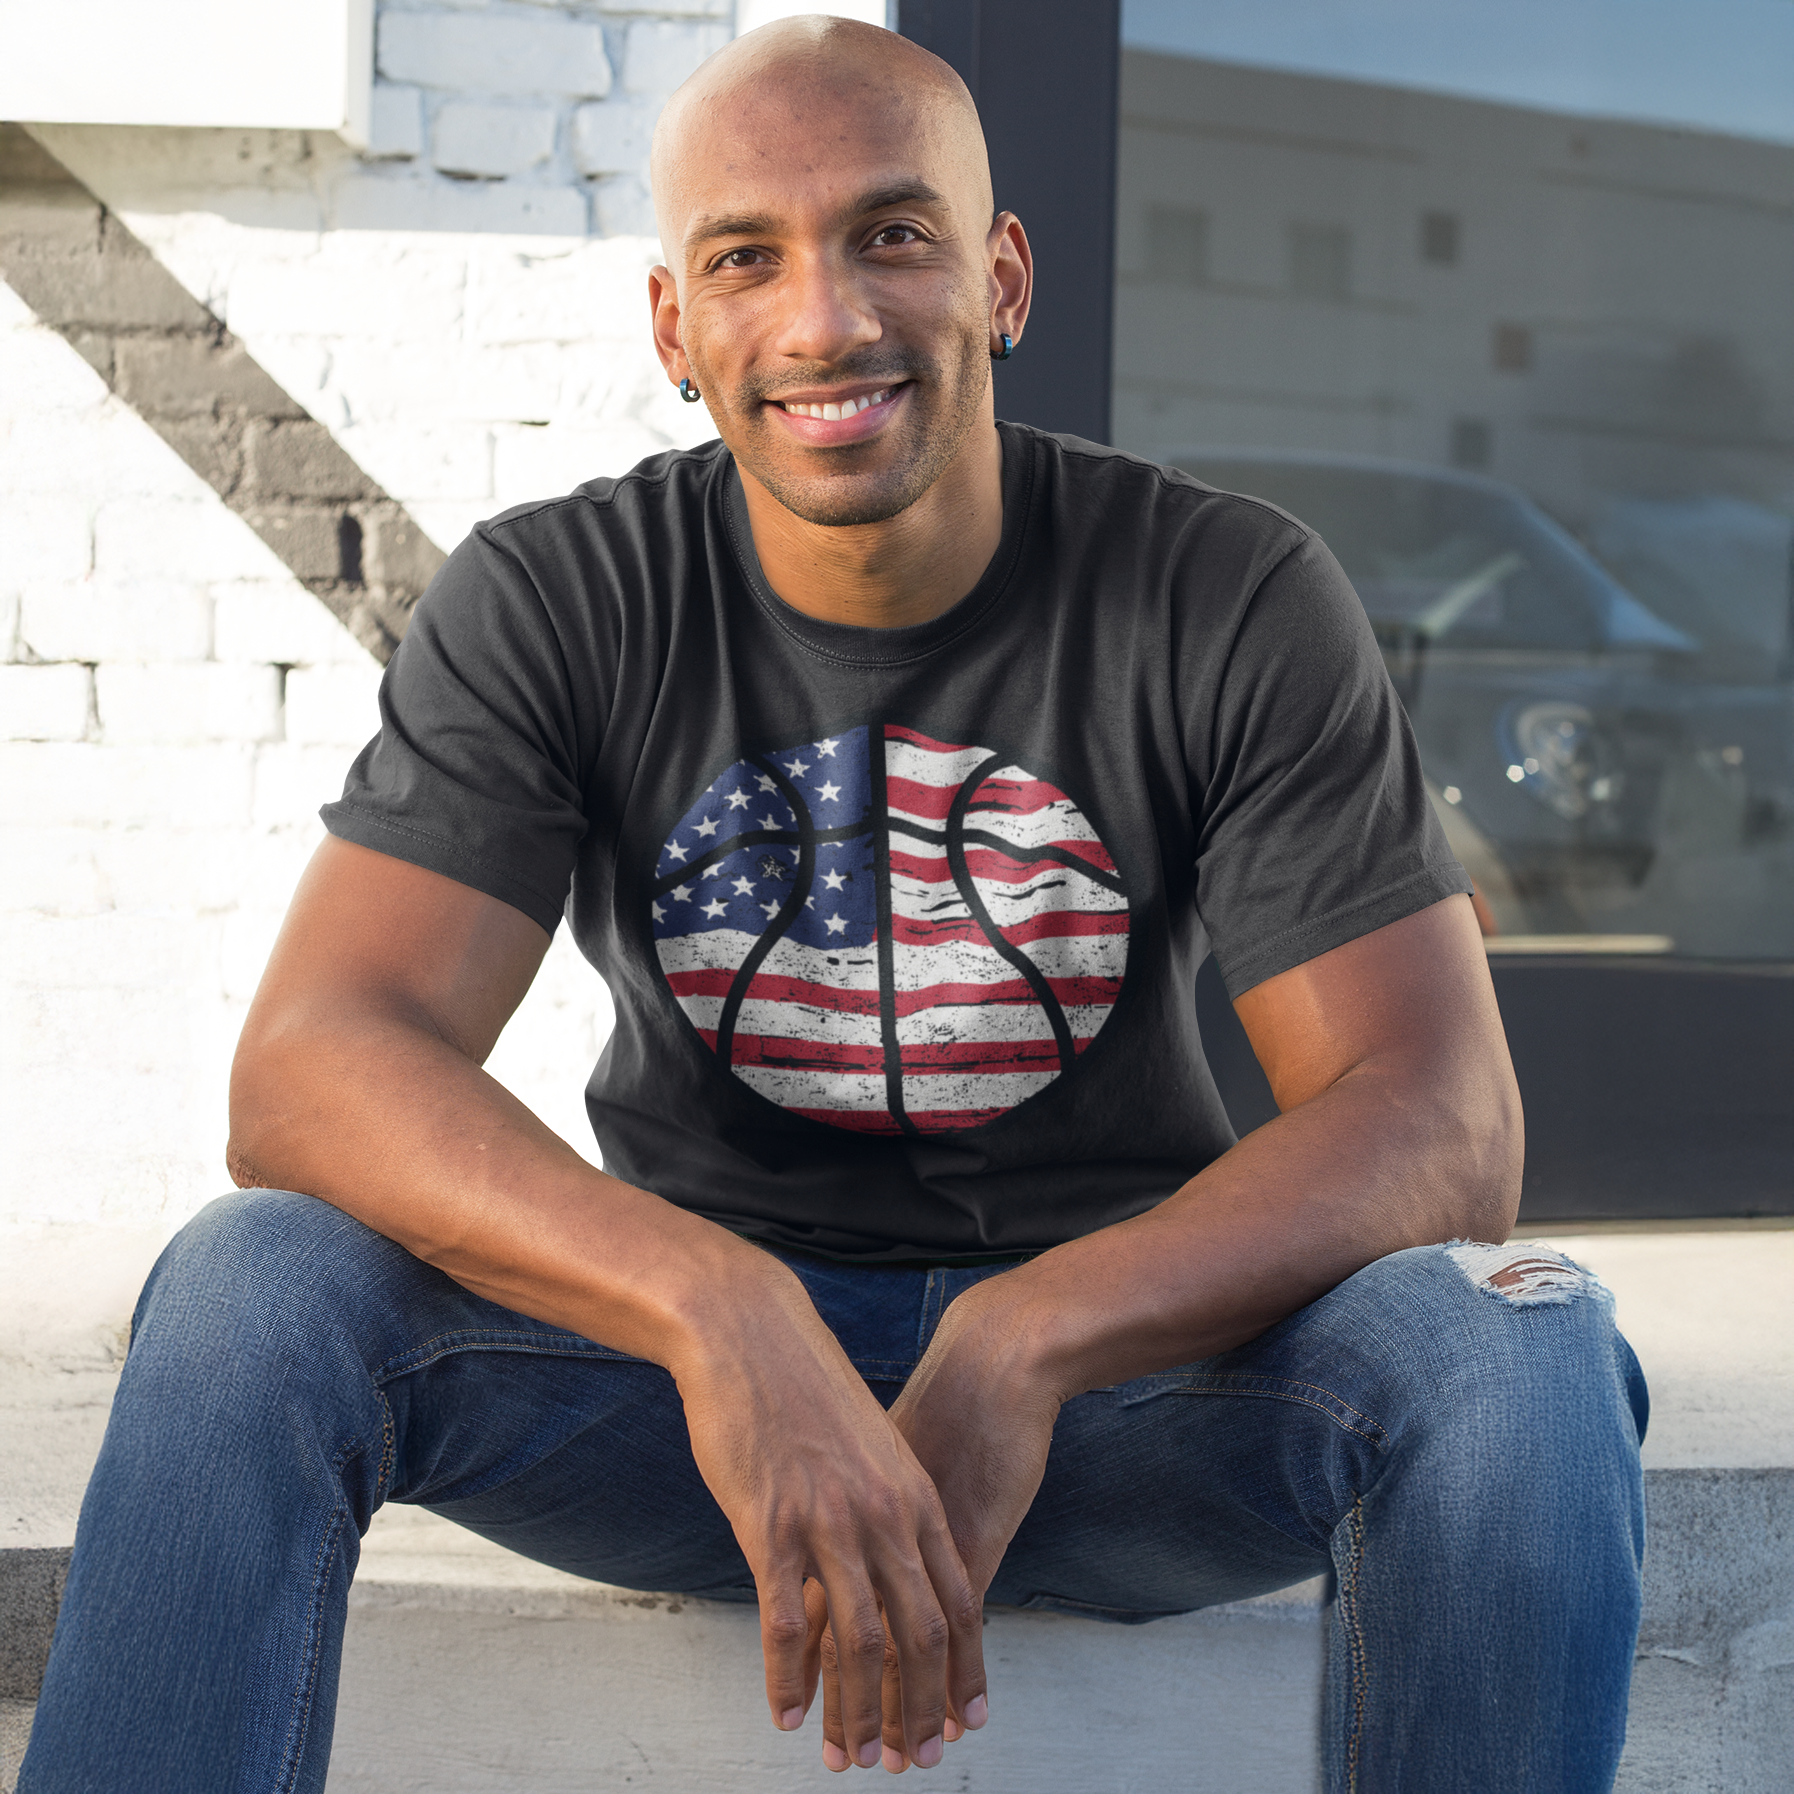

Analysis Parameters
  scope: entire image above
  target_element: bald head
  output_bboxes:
[640,14,1029,532]
[651,17,991,268]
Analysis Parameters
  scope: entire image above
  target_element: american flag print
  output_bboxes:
[651,725,1130,1135]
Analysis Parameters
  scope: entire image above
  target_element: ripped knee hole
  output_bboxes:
[1444,1242,1606,1308]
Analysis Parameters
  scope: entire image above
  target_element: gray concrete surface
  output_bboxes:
[2,1223,1790,1790]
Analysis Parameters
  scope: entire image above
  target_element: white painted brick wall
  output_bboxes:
[21,582,215,665]
[433,101,560,177]
[571,97,657,178]
[285,663,388,746]
[621,18,731,96]
[378,9,614,100]
[367,81,427,160]
[0,664,92,742]
[2,0,757,1286]
[95,663,285,745]
[213,580,371,667]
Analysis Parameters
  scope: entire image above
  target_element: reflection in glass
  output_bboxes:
[1114,20,1794,961]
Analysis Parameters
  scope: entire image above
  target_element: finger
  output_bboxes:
[872,1561,951,1771]
[821,1575,895,1770]
[802,1578,828,1717]
[879,1612,908,1772]
[917,1517,988,1739]
[756,1557,811,1736]
[819,1620,849,1773]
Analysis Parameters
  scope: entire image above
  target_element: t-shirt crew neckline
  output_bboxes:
[719,420,1037,668]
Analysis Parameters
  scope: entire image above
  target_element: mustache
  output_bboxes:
[738,351,928,406]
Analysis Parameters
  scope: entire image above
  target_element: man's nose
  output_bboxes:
[770,250,883,366]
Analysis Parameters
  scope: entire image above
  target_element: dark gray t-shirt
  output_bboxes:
[323,423,1468,1262]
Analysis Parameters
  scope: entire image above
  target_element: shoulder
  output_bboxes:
[1007,423,1316,580]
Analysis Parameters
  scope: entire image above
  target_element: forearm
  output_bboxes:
[937,1052,1520,1404]
[228,1003,798,1372]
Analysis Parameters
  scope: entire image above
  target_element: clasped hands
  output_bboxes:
[672,1262,1063,1775]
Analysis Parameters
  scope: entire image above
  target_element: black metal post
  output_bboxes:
[899,0,1119,444]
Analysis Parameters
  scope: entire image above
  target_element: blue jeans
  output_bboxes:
[22,1191,1647,1793]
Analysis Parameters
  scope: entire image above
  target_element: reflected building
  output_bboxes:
[1111,51,1794,964]
[1113,50,1794,529]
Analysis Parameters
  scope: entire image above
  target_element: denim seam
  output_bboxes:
[372,1333,916,1393]
[271,1460,356,1794]
[372,1330,640,1385]
[1159,1376,1389,1447]
[919,1270,948,1359]
[373,1388,396,1505]
[1340,1497,1368,1794]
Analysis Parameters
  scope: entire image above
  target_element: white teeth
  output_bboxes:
[782,388,892,420]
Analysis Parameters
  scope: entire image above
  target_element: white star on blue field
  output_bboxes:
[651,728,878,950]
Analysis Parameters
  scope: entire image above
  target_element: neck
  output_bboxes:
[737,418,1005,630]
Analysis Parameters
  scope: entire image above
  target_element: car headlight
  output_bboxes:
[1498,701,1622,821]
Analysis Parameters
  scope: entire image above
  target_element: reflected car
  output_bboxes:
[1172,451,1794,955]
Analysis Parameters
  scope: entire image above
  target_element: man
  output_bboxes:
[22,17,1646,1792]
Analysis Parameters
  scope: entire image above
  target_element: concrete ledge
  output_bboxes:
[7,1473,1786,1792]
[4,1227,1791,1790]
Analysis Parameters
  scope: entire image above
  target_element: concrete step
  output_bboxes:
[3,1224,1791,1791]
[341,1506,1329,1793]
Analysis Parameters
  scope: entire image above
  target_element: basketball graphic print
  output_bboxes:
[650,726,1130,1135]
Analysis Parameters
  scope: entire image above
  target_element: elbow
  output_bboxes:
[1456,1060,1525,1244]
[226,1010,302,1193]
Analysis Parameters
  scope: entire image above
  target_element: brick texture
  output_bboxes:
[0,1,731,1238]
[434,102,560,178]
[94,663,284,746]
[378,10,614,98]
[367,84,426,160]
[0,664,91,742]
[0,126,445,663]
[572,98,658,178]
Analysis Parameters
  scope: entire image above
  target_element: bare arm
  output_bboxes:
[230,835,984,1771]
[842,894,1521,1766]
[935,890,1521,1399]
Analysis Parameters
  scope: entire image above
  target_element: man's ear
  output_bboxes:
[648,265,690,385]
[988,213,1032,352]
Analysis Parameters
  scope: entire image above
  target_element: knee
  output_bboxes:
[1343,1241,1647,1458]
[131,1189,402,1383]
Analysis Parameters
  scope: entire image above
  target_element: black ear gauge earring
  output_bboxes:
[678,377,702,402]
[992,333,1014,361]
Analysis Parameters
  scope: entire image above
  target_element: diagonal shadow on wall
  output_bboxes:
[0,123,440,665]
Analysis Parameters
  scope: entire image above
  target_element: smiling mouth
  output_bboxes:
[776,386,900,422]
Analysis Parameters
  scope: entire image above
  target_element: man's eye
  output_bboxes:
[870,225,920,248]
[718,248,764,269]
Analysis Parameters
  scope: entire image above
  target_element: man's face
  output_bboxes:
[654,81,999,527]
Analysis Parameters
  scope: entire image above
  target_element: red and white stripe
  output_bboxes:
[655,728,1128,1135]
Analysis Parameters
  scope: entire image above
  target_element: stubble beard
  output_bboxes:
[705,317,993,529]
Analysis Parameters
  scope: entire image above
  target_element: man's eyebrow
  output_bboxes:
[684,182,949,252]
[847,180,947,217]
[686,210,781,249]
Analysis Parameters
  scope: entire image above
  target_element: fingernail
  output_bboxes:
[856,1740,881,1768]
[963,1693,988,1729]
[823,1741,849,1772]
[943,1718,963,1743]
[914,1734,944,1768]
[882,1744,906,1773]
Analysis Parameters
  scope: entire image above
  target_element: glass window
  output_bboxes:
[1116,1,1794,965]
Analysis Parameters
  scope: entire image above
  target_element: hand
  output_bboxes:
[668,1257,987,1773]
[811,1275,1063,1770]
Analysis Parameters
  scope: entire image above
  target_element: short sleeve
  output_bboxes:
[1191,527,1471,997]
[320,521,591,936]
